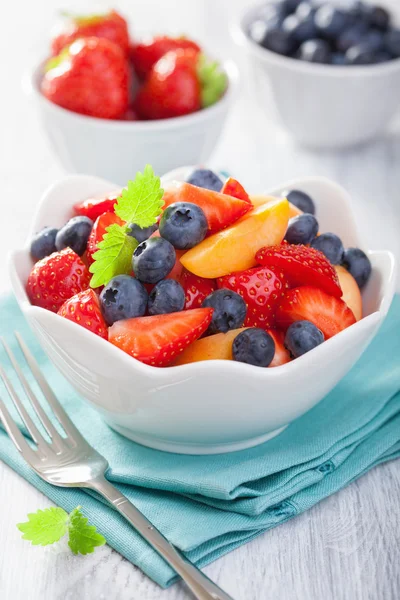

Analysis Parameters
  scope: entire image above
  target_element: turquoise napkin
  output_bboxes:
[1,294,400,588]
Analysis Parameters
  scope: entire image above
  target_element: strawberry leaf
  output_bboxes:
[197,54,228,108]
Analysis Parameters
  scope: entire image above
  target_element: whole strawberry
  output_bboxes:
[27,248,91,312]
[51,10,130,56]
[134,49,227,120]
[130,36,200,79]
[42,38,129,120]
[58,289,108,339]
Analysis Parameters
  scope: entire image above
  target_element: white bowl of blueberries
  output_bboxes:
[233,0,400,148]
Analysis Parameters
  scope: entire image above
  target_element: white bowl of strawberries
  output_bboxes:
[28,10,237,184]
[9,166,396,454]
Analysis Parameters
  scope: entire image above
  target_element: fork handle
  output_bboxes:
[89,476,234,600]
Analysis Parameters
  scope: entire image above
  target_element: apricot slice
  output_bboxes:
[335,265,362,321]
[174,328,248,365]
[180,198,290,278]
[250,194,302,219]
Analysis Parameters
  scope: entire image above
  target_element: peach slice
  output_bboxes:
[250,194,303,219]
[180,197,290,278]
[335,265,362,321]
[174,328,248,365]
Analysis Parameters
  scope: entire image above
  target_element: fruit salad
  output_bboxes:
[41,11,227,120]
[248,0,400,65]
[26,166,372,369]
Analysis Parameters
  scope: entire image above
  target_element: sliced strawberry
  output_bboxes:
[181,270,217,309]
[87,212,125,265]
[57,289,108,339]
[109,307,213,367]
[276,286,356,340]
[221,178,251,204]
[217,266,289,330]
[267,329,291,367]
[27,248,91,312]
[74,192,120,221]
[162,182,251,233]
[256,244,342,298]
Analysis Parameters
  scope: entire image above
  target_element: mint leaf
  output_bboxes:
[115,165,164,228]
[89,224,137,288]
[197,54,228,108]
[67,507,106,555]
[17,507,69,546]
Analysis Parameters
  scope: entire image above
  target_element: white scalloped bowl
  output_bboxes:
[9,169,397,454]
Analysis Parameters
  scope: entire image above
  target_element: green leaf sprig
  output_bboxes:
[17,506,106,555]
[89,165,164,288]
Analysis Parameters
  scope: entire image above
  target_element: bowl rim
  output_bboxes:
[25,57,239,131]
[232,1,400,78]
[9,172,398,381]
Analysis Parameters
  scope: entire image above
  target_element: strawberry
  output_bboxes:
[256,244,342,298]
[57,288,108,339]
[134,49,227,120]
[130,36,200,79]
[87,212,125,265]
[181,270,217,309]
[218,266,289,330]
[109,308,213,367]
[42,38,129,120]
[51,10,130,56]
[74,192,120,221]
[267,329,291,367]
[275,286,356,340]
[27,248,91,312]
[221,178,251,204]
[162,182,251,233]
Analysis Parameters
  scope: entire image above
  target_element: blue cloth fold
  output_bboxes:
[0,294,399,588]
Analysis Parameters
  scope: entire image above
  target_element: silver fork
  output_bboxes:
[0,333,234,600]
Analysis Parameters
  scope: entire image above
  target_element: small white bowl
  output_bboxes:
[26,60,238,184]
[232,3,400,148]
[9,170,396,454]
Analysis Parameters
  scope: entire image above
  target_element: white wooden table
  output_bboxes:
[0,1,399,599]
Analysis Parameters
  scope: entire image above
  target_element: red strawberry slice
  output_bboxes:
[256,244,342,298]
[74,192,120,221]
[27,248,91,312]
[218,266,289,330]
[86,212,125,265]
[162,182,251,233]
[181,270,217,309]
[109,307,213,367]
[275,286,356,340]
[221,177,251,204]
[267,329,291,367]
[57,288,108,339]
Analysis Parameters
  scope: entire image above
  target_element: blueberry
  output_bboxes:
[346,43,377,65]
[148,279,185,315]
[315,6,353,40]
[298,39,332,63]
[99,275,148,326]
[310,232,344,264]
[202,289,247,334]
[132,237,176,284]
[342,248,372,289]
[186,169,223,192]
[374,51,392,63]
[261,26,297,55]
[363,29,385,52]
[127,223,158,243]
[367,6,390,31]
[385,29,400,57]
[285,214,319,245]
[285,189,316,215]
[331,52,347,65]
[284,320,324,358]
[232,328,276,367]
[55,216,93,256]
[159,202,208,250]
[281,0,303,15]
[283,14,317,44]
[30,227,58,260]
[295,2,314,21]
[336,24,368,53]
[249,19,271,44]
